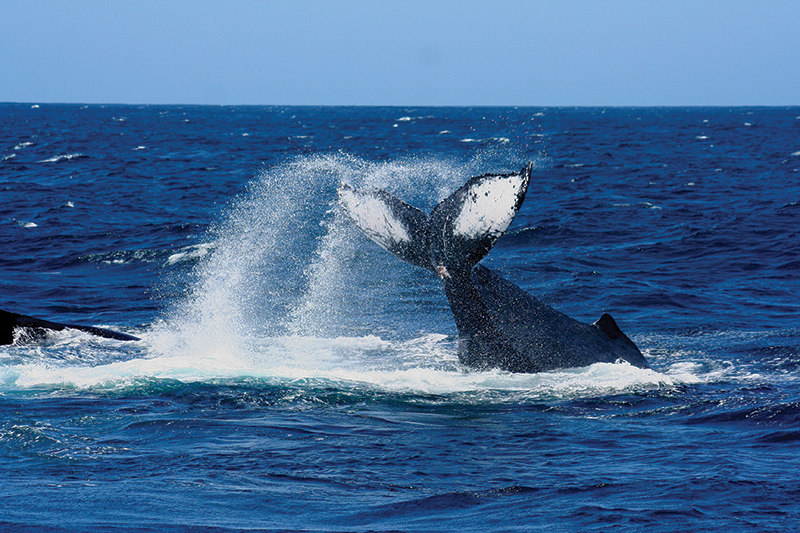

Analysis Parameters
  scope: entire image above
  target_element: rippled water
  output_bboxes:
[1,104,799,531]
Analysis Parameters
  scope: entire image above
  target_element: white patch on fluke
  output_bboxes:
[454,174,525,239]
[339,186,410,249]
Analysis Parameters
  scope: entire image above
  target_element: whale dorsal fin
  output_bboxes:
[429,163,531,272]
[594,313,624,340]
[593,312,639,351]
[338,183,433,271]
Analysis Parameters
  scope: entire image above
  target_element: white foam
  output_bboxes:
[0,331,688,401]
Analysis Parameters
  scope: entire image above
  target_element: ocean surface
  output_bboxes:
[1,104,799,532]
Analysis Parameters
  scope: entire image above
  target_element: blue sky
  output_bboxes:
[2,0,798,106]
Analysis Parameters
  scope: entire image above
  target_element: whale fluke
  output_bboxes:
[337,183,432,271]
[0,308,140,345]
[339,163,649,373]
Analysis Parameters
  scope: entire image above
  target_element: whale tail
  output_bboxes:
[338,163,532,274]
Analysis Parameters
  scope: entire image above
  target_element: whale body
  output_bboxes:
[338,163,649,373]
[0,308,140,345]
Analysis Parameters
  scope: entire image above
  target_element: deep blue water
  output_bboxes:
[1,104,799,532]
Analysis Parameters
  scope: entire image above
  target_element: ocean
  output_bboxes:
[1,104,799,532]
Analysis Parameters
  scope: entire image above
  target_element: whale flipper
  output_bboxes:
[0,308,140,345]
[338,163,648,373]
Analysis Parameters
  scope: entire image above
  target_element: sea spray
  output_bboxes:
[149,153,543,369]
[148,156,339,362]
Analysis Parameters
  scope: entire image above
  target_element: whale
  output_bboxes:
[0,308,140,345]
[338,162,649,373]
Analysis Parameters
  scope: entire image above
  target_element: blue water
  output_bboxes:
[1,104,799,532]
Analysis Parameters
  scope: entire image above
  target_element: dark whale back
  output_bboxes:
[0,308,140,345]
[471,266,648,370]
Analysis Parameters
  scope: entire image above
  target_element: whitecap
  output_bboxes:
[696,135,708,140]
[2,154,15,161]
[14,142,32,150]
[15,220,38,228]
[37,153,87,163]
[165,243,215,266]
[791,151,800,157]
[133,146,146,151]
[640,202,662,209]
[397,117,412,121]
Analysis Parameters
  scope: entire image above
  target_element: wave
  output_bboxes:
[67,243,215,267]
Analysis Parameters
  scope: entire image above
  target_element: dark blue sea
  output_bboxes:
[1,104,799,532]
